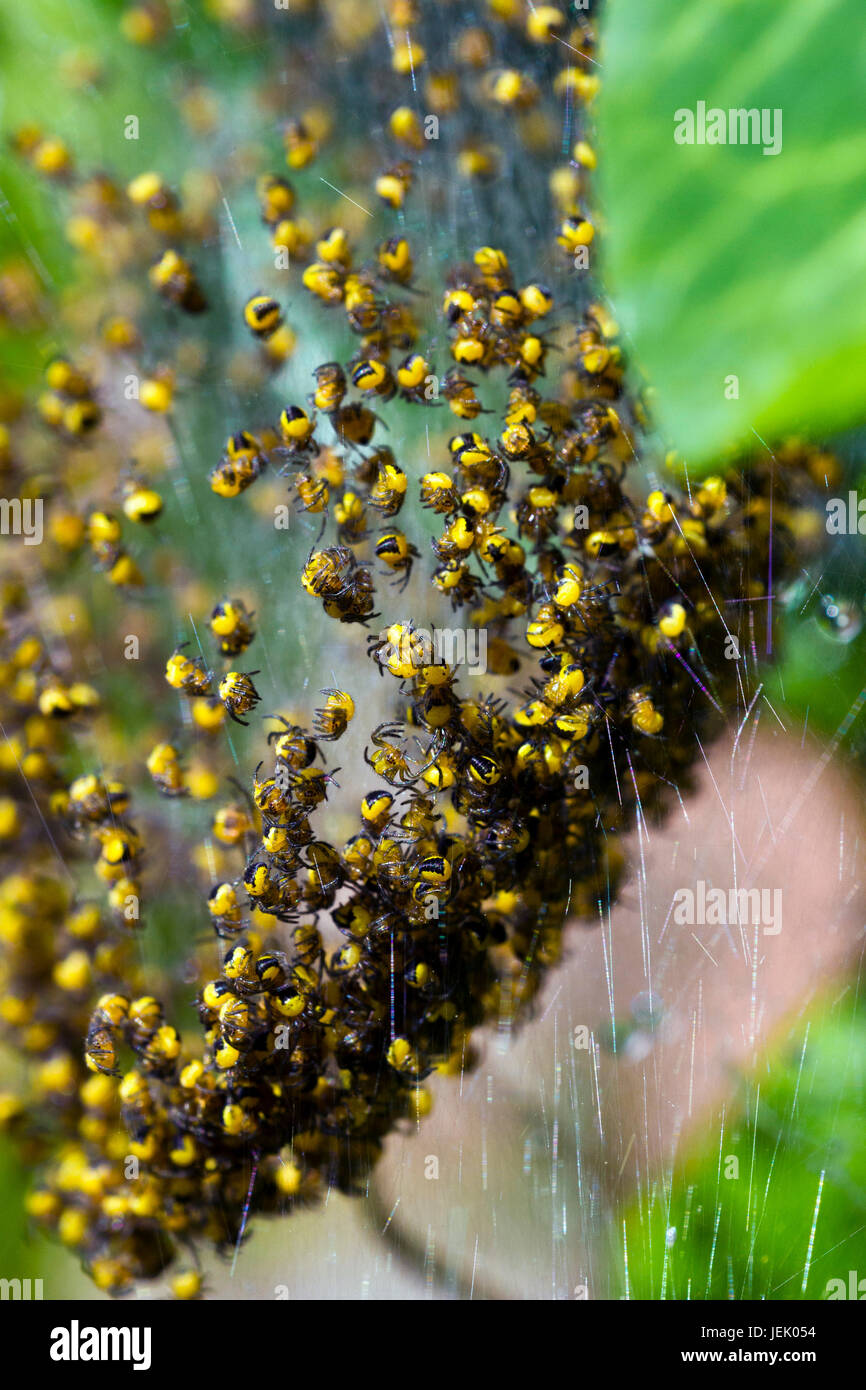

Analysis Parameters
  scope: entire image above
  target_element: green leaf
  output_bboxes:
[597,0,866,468]
[614,1001,866,1299]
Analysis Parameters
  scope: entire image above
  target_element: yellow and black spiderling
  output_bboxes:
[243,293,283,339]
[218,671,262,726]
[375,530,419,591]
[210,598,256,657]
[149,248,208,313]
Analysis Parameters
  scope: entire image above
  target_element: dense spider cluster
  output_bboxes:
[0,0,833,1297]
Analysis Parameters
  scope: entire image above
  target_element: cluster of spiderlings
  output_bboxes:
[0,585,162,1286]
[164,640,261,731]
[18,318,826,1296]
[0,0,837,1297]
[27,339,172,592]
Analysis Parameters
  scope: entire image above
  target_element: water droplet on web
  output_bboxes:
[630,990,664,1027]
[816,595,862,643]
